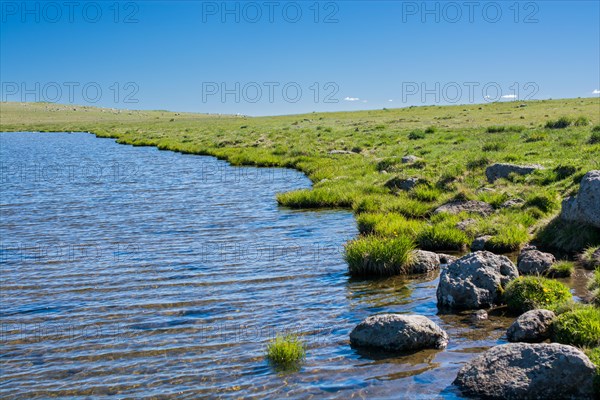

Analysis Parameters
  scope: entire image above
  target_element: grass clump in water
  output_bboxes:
[535,218,600,253]
[266,334,305,369]
[579,246,600,269]
[503,276,572,314]
[553,306,600,348]
[345,235,415,277]
[416,216,470,251]
[589,269,600,305]
[485,224,529,253]
[546,261,575,278]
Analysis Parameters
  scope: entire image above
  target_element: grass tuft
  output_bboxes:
[553,306,600,348]
[345,235,415,277]
[266,334,306,369]
[546,261,575,278]
[503,276,572,314]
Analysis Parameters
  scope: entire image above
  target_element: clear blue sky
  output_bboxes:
[1,1,599,116]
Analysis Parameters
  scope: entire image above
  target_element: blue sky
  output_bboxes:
[1,1,599,116]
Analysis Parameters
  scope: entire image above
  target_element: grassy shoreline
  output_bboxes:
[2,98,599,257]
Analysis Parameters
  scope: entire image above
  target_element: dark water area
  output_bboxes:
[0,132,591,399]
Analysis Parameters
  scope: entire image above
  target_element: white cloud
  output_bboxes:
[362,100,368,103]
[501,94,518,99]
[388,99,393,102]
[593,89,600,94]
[344,97,360,101]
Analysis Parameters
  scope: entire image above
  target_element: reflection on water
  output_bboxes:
[0,132,590,399]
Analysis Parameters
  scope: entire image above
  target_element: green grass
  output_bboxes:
[266,334,306,369]
[545,116,574,129]
[553,306,600,348]
[584,347,600,396]
[1,98,598,257]
[503,276,573,314]
[416,215,470,251]
[345,235,415,277]
[580,246,600,270]
[589,269,600,306]
[546,261,575,278]
[536,218,600,254]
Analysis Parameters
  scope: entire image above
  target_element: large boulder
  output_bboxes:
[517,249,556,275]
[408,250,440,274]
[560,170,600,228]
[485,163,543,183]
[349,314,448,352]
[454,343,596,400]
[434,200,494,217]
[506,309,555,343]
[437,251,519,310]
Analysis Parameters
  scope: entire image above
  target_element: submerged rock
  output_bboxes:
[437,251,518,310]
[506,309,555,343]
[454,343,596,400]
[408,250,440,274]
[560,170,600,228]
[434,200,494,217]
[349,314,448,352]
[517,249,555,275]
[470,310,489,323]
[485,163,543,183]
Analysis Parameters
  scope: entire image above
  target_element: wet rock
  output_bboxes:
[471,235,492,251]
[506,309,555,343]
[350,314,448,352]
[517,249,555,275]
[485,163,544,183]
[437,251,519,310]
[560,170,600,228]
[408,250,440,274]
[454,343,596,400]
[401,155,420,164]
[470,310,488,323]
[434,200,494,217]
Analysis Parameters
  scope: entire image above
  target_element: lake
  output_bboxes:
[0,132,540,398]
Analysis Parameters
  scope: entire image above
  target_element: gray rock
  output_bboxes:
[437,251,519,310]
[560,170,600,228]
[384,176,423,191]
[454,343,596,400]
[349,314,448,352]
[485,163,544,183]
[500,198,525,209]
[471,235,492,251]
[506,309,555,343]
[439,254,458,265]
[456,218,477,232]
[517,249,556,275]
[408,250,440,274]
[328,150,355,155]
[470,310,489,323]
[434,200,494,217]
[401,155,420,164]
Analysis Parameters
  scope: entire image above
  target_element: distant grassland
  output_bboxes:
[1,98,599,254]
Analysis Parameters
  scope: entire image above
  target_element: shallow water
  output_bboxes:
[0,132,582,399]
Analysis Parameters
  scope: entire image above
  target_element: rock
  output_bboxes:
[401,155,420,164]
[456,218,477,232]
[384,176,423,191]
[517,249,556,275]
[349,314,448,352]
[500,198,525,209]
[437,251,519,310]
[470,310,489,323]
[485,163,544,183]
[506,309,555,343]
[560,170,600,228]
[434,200,494,217]
[328,150,355,155]
[439,254,458,265]
[454,343,596,400]
[471,235,492,251]
[408,250,440,274]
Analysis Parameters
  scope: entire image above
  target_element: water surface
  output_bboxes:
[0,132,552,399]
